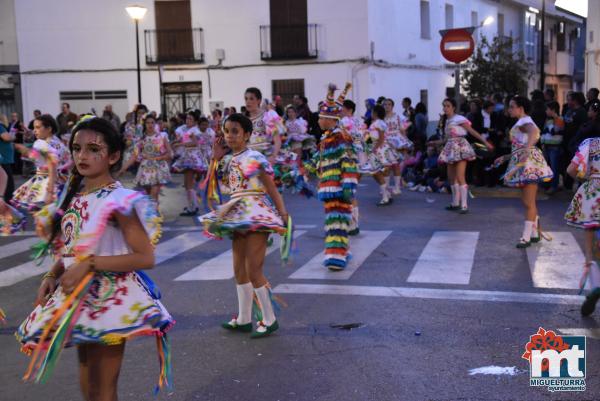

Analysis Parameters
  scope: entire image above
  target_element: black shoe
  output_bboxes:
[445,204,460,211]
[348,227,360,236]
[581,289,600,316]
[459,207,469,214]
[179,207,198,216]
[516,238,531,249]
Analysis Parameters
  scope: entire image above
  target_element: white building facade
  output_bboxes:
[585,0,600,91]
[2,0,585,121]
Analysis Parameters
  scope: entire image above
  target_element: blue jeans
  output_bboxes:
[544,146,562,189]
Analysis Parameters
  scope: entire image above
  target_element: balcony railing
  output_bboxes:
[260,24,318,60]
[144,28,204,65]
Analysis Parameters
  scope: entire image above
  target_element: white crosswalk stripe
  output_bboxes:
[289,230,392,280]
[407,231,479,285]
[175,231,307,281]
[0,237,40,257]
[0,259,52,287]
[0,229,589,294]
[155,232,211,265]
[526,232,586,289]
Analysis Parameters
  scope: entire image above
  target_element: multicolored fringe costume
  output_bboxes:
[305,126,358,269]
[16,182,173,392]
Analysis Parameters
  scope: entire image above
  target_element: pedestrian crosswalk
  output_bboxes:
[0,228,591,294]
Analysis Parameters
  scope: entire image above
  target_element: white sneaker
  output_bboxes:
[392,187,402,195]
[418,185,427,192]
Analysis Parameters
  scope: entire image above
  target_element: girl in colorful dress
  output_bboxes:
[200,113,288,338]
[172,112,205,216]
[383,98,413,195]
[285,106,314,164]
[244,87,285,164]
[12,114,72,211]
[197,117,215,173]
[365,105,398,206]
[500,95,553,248]
[565,135,600,315]
[435,99,493,214]
[16,117,173,397]
[0,159,25,235]
[119,115,173,207]
[341,97,367,235]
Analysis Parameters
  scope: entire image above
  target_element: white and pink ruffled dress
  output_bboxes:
[438,114,476,164]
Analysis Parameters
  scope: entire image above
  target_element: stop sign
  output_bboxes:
[440,28,475,63]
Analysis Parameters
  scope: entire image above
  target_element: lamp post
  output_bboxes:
[126,5,147,105]
[439,16,494,109]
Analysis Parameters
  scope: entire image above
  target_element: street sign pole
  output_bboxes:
[455,63,461,108]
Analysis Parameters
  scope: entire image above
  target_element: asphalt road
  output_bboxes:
[1,174,598,401]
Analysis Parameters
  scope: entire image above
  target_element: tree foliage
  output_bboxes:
[462,35,530,98]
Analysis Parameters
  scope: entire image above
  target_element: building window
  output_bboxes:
[557,22,566,51]
[590,30,594,44]
[420,1,431,39]
[154,1,195,63]
[272,79,304,108]
[445,3,454,29]
[471,11,478,28]
[497,13,504,37]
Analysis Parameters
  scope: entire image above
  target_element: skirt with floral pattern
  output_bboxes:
[503,147,553,187]
[16,271,173,348]
[438,137,476,164]
[135,159,172,186]
[565,178,600,228]
[200,192,286,239]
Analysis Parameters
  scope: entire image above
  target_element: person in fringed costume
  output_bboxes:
[305,83,358,270]
[16,117,173,398]
[200,113,292,338]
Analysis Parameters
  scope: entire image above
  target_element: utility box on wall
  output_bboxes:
[209,101,224,112]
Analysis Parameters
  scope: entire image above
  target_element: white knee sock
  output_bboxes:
[532,216,540,238]
[451,184,460,206]
[394,175,402,189]
[522,220,535,242]
[460,185,469,208]
[236,283,253,324]
[188,189,198,210]
[353,206,359,225]
[384,175,391,189]
[254,285,276,326]
[380,184,389,200]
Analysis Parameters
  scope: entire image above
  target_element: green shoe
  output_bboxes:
[348,227,360,236]
[530,235,541,243]
[250,320,279,339]
[222,318,252,333]
[459,207,469,214]
[516,239,531,249]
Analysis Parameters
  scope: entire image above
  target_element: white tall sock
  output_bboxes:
[460,185,469,208]
[384,175,391,189]
[394,175,402,189]
[522,220,535,242]
[236,283,253,324]
[380,184,389,200]
[532,216,540,238]
[188,189,198,210]
[353,206,359,225]
[451,184,460,206]
[254,285,276,326]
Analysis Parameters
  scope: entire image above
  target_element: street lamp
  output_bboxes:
[126,5,147,104]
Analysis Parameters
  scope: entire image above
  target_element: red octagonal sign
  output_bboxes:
[440,28,475,63]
